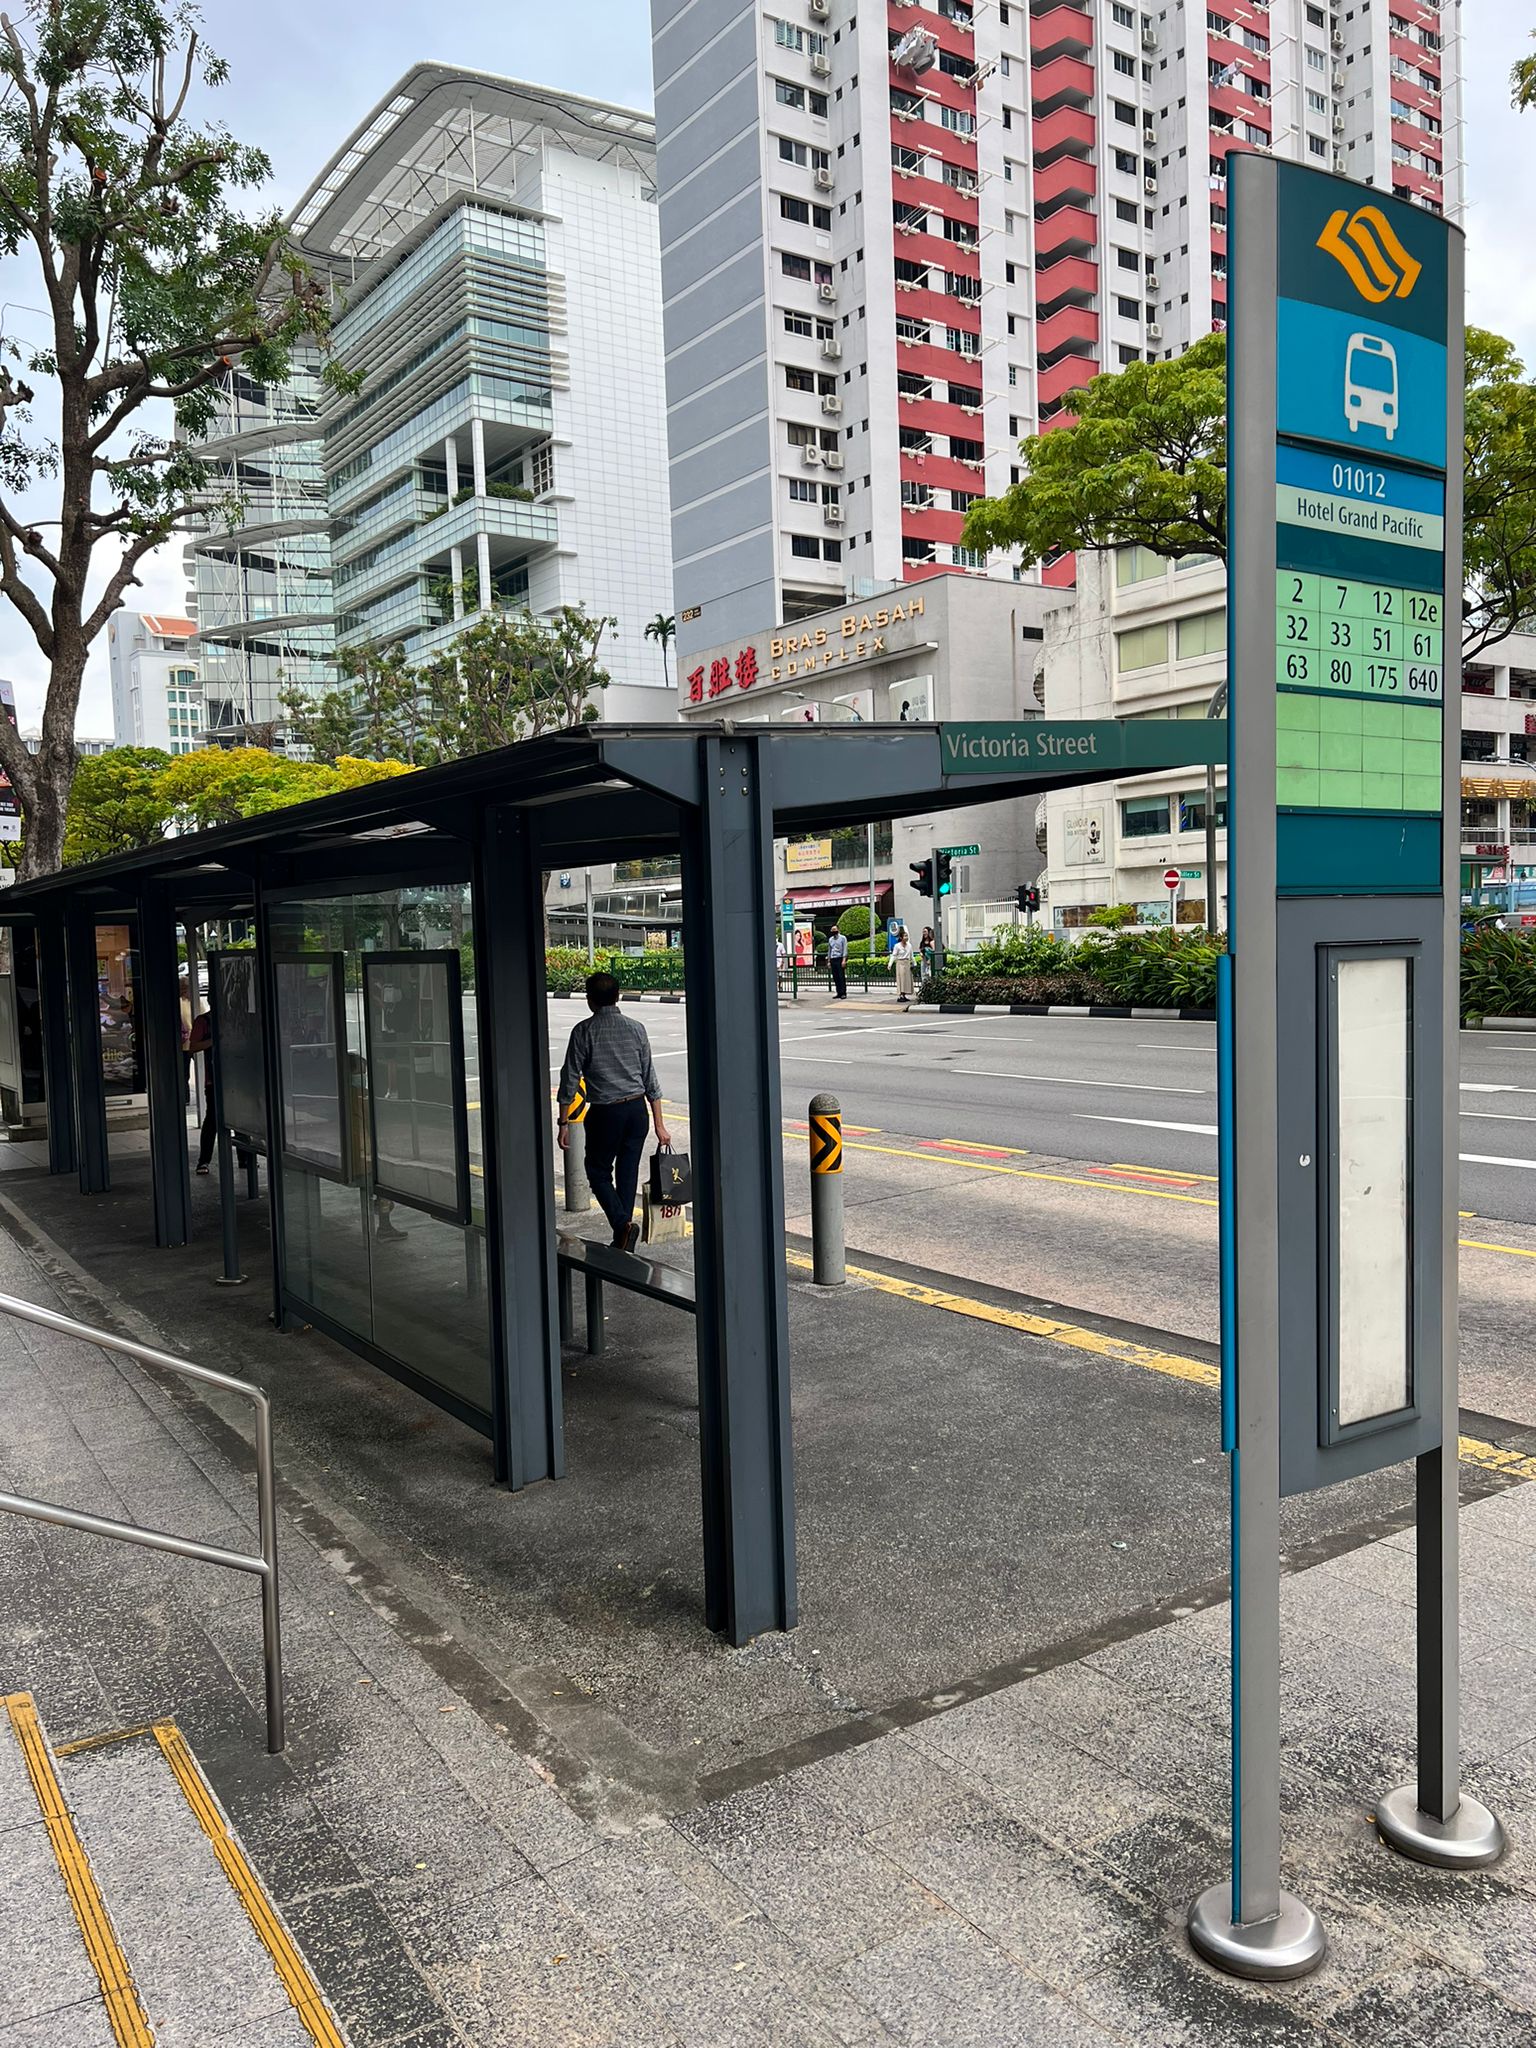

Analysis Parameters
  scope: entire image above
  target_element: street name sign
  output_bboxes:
[939,843,980,857]
[1190,158,1500,1985]
[940,721,1226,775]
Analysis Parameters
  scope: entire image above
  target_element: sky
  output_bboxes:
[0,0,1531,737]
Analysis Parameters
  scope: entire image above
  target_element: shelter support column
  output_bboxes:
[64,909,109,1194]
[36,909,76,1177]
[682,734,797,1644]
[138,883,192,1248]
[475,805,563,1489]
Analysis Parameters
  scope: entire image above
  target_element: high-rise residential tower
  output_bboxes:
[187,65,675,734]
[651,0,1462,662]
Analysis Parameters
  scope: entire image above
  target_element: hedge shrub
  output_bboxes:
[1461,928,1536,1021]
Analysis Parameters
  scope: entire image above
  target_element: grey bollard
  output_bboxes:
[563,1116,593,1212]
[809,1092,845,1286]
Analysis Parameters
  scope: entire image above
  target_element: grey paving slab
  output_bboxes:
[0,1711,42,1834]
[0,1822,102,2028]
[277,1883,448,2048]
[0,1995,118,2048]
[840,1917,1119,2048]
[58,1738,297,2048]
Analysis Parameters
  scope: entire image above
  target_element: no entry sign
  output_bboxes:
[1163,867,1181,890]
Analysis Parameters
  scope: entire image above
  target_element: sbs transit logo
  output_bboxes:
[1315,205,1422,303]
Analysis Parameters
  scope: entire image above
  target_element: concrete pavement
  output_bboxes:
[2,1213,1535,2045]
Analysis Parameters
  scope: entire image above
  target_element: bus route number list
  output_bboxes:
[1275,570,1443,816]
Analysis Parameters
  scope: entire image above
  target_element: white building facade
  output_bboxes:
[651,0,1462,663]
[106,612,205,755]
[187,66,676,735]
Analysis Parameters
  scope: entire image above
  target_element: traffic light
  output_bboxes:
[935,850,953,897]
[909,858,933,899]
[1016,885,1041,914]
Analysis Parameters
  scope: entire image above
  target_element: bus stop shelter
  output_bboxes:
[0,720,1223,1644]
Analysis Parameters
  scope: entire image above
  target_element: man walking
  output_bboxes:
[558,972,671,1252]
[826,924,849,1001]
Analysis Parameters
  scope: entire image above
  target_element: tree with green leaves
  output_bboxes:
[281,639,424,766]
[644,611,676,686]
[415,604,615,761]
[60,742,169,862]
[0,2,352,877]
[962,328,1536,658]
[1515,31,1536,112]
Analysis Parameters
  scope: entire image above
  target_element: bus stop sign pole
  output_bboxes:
[1189,157,1501,1985]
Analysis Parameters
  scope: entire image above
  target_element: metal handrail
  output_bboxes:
[0,1291,284,1753]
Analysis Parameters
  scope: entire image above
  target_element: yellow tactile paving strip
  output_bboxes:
[150,1723,346,2048]
[2,1692,153,2048]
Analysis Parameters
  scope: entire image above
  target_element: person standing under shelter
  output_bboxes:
[558,972,671,1252]
[827,923,849,1001]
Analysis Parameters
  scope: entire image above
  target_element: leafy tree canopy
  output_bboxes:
[1515,30,1536,111]
[962,328,1536,658]
[284,604,617,768]
[0,1,353,876]
[60,745,409,863]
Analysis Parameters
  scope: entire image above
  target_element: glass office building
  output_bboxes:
[185,64,674,736]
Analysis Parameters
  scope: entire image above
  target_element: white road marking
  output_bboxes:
[1460,1082,1536,1094]
[1076,1115,1220,1136]
[956,1068,1210,1096]
[1460,1110,1536,1123]
[1460,1152,1536,1170]
[1135,1042,1216,1052]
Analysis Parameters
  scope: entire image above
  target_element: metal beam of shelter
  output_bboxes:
[0,720,1223,1645]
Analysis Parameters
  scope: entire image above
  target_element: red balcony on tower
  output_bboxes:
[1035,255,1097,315]
[1033,152,1096,211]
[1030,3,1093,65]
[1035,303,1099,362]
[1032,104,1095,166]
[1038,352,1098,408]
[1030,54,1094,115]
[1033,204,1097,261]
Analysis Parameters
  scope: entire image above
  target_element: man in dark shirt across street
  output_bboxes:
[558,972,671,1252]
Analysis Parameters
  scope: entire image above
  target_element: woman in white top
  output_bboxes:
[891,927,915,1003]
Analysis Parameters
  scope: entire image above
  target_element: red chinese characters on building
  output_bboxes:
[707,657,733,698]
[734,646,759,691]
[686,666,705,704]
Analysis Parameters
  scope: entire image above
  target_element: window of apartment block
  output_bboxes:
[780,137,809,165]
[782,252,812,279]
[947,271,981,301]
[774,19,805,50]
[1008,364,1020,386]
[785,311,813,337]
[1116,198,1138,222]
[1177,608,1226,659]
[531,443,555,495]
[898,371,929,398]
[894,257,929,286]
[1112,2,1134,24]
[823,539,842,561]
[814,261,833,284]
[1116,246,1140,271]
[790,535,820,558]
[1308,134,1328,157]
[1114,52,1136,78]
[1116,621,1171,671]
[951,490,981,515]
[813,204,832,229]
[810,90,829,116]
[1179,789,1227,832]
[776,79,806,109]
[786,366,816,392]
[1116,294,1141,318]
[901,479,931,507]
[1117,345,1141,364]
[1115,149,1138,172]
[895,315,929,343]
[949,435,983,463]
[1306,46,1326,72]
[1306,89,1327,115]
[787,422,816,446]
[1121,795,1172,838]
[938,50,971,81]
[948,381,981,407]
[782,195,811,224]
[789,478,818,502]
[947,327,980,355]
[1113,100,1137,125]
[893,142,924,172]
[892,89,925,120]
[939,105,976,135]
[899,426,931,452]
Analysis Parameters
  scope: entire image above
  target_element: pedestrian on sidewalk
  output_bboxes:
[827,924,849,1001]
[188,1007,218,1174]
[557,972,671,1253]
[892,926,915,1004]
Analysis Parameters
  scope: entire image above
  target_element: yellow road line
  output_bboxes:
[2,1693,152,2048]
[1113,1161,1219,1182]
[152,1723,346,2048]
[1459,1236,1536,1260]
[791,1258,1536,1485]
[786,1250,1219,1388]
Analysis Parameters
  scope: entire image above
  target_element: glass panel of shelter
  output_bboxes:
[266,884,490,1420]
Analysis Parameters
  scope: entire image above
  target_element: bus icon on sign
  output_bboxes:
[1344,332,1398,442]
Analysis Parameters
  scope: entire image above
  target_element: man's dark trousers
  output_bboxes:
[583,1097,649,1238]
[830,958,847,999]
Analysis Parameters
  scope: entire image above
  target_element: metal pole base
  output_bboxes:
[1376,1786,1505,1869]
[1188,1883,1327,1982]
[213,1273,250,1287]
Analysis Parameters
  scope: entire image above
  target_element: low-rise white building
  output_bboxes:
[677,570,1064,938]
[1042,548,1228,929]
[1044,549,1536,926]
[106,612,204,754]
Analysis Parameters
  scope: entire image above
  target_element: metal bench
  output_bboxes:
[556,1234,696,1356]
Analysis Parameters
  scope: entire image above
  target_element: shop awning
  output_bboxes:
[785,881,890,910]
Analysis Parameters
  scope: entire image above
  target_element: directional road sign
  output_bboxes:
[939,843,980,857]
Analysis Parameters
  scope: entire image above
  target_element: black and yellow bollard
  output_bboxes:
[809,1091,844,1286]
[563,1075,593,1213]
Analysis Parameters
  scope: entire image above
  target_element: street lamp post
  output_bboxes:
[584,867,594,962]
[1206,680,1229,934]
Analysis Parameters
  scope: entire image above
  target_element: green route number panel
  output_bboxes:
[1274,570,1443,814]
